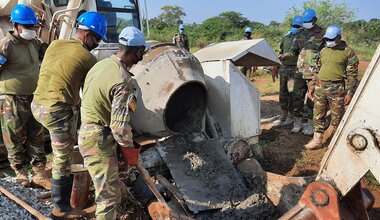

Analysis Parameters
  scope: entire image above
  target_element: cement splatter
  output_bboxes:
[209,193,279,220]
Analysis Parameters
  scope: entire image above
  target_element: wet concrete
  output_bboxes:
[157,137,248,213]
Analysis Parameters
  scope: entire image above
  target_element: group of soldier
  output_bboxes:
[0,3,359,220]
[0,4,148,220]
[276,8,359,149]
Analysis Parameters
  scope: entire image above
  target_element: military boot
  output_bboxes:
[282,113,294,126]
[51,177,86,219]
[32,166,52,190]
[291,117,302,133]
[302,119,314,136]
[15,167,30,187]
[304,132,323,150]
[280,109,288,122]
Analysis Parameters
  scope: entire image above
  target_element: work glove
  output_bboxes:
[120,145,141,166]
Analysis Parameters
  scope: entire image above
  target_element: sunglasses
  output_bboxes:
[324,37,337,41]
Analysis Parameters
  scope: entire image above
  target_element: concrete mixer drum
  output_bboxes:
[130,43,208,137]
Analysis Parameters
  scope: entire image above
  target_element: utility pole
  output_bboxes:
[144,0,150,38]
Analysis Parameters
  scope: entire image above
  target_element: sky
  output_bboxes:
[142,0,379,25]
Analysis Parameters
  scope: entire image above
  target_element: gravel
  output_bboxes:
[0,176,52,219]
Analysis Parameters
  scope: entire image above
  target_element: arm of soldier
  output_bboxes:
[109,83,134,148]
[344,49,359,105]
[307,76,318,101]
[278,37,285,60]
[110,83,141,166]
[282,37,300,60]
[313,51,322,74]
[0,39,10,72]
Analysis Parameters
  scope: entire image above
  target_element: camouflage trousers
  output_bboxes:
[279,65,296,112]
[78,123,121,220]
[31,101,79,180]
[0,95,45,170]
[313,81,345,133]
[293,72,313,119]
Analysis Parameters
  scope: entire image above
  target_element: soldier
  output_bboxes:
[241,27,257,80]
[173,24,189,51]
[288,8,325,135]
[78,26,149,219]
[243,27,253,40]
[0,4,50,189]
[31,12,107,219]
[277,16,303,126]
[305,25,358,149]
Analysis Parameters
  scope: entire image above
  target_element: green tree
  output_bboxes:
[284,0,357,28]
[218,11,250,29]
[157,5,186,26]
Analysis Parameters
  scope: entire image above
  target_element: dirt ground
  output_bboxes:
[259,95,327,177]
[258,91,380,218]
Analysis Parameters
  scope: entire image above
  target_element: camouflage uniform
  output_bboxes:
[0,32,46,171]
[241,35,257,79]
[32,37,96,180]
[31,102,79,179]
[173,33,189,51]
[312,41,359,133]
[287,25,325,118]
[31,37,96,214]
[279,32,299,113]
[79,55,135,219]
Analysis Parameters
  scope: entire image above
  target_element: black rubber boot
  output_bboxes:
[51,176,85,219]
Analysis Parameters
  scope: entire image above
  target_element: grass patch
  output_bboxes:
[253,68,279,95]
[364,171,380,188]
[355,44,376,61]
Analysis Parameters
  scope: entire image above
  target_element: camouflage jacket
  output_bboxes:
[280,32,299,66]
[286,25,326,78]
[173,33,189,51]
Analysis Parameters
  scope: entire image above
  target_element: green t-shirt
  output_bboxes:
[318,42,358,81]
[0,32,41,95]
[81,55,134,126]
[33,38,96,107]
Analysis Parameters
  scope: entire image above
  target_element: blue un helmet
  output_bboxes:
[323,25,341,39]
[303,8,317,22]
[245,27,253,33]
[292,16,303,27]
[10,4,39,25]
[77,11,108,40]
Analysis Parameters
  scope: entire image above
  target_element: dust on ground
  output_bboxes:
[259,95,326,176]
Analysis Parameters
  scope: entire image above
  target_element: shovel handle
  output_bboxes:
[135,163,166,204]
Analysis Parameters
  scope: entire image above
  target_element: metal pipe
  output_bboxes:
[50,0,82,39]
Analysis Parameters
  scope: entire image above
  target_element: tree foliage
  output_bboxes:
[157,5,186,26]
[284,0,357,28]
[145,0,378,57]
